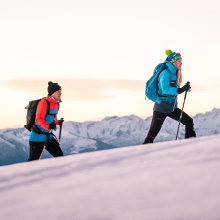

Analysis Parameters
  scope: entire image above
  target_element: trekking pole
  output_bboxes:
[176,81,190,140]
[39,130,52,159]
[58,117,64,144]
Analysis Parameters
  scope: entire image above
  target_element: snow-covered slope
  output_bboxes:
[0,108,220,166]
[0,134,220,220]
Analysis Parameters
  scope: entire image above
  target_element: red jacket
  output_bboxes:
[36,96,60,130]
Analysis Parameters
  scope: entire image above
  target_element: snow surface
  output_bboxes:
[0,134,220,220]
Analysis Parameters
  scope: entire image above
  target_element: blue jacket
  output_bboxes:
[154,61,179,113]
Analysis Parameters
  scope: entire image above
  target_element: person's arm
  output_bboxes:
[56,118,59,125]
[36,100,50,130]
[55,103,60,125]
[158,70,179,95]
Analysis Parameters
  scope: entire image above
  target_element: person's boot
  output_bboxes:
[143,135,155,144]
[185,123,196,139]
[185,130,196,138]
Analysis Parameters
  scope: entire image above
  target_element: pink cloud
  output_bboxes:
[1,78,145,101]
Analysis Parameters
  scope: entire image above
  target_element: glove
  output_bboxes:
[49,121,56,130]
[177,82,191,94]
[59,118,64,126]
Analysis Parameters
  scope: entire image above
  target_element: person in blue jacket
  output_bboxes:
[143,50,196,144]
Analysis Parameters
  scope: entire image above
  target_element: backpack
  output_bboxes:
[145,63,167,102]
[24,99,50,132]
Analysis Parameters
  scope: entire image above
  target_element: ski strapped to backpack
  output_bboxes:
[24,99,57,133]
[145,63,168,102]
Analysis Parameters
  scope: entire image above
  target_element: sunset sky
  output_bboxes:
[1,0,220,129]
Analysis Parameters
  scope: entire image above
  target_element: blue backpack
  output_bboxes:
[145,63,167,101]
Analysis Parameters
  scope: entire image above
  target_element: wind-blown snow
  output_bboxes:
[0,134,220,220]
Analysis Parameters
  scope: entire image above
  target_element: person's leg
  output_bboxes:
[46,137,63,157]
[168,108,196,138]
[143,111,167,144]
[28,141,45,161]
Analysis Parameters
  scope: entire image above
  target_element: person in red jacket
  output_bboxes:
[28,81,64,161]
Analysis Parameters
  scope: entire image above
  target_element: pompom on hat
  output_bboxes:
[165,49,182,64]
[47,81,62,96]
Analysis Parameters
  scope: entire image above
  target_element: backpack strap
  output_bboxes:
[32,125,57,137]
[43,99,56,116]
[31,99,57,134]
[157,68,177,102]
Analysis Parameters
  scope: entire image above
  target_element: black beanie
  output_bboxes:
[47,81,62,96]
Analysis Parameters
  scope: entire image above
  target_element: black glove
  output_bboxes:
[177,82,191,94]
[59,118,64,126]
[49,121,56,130]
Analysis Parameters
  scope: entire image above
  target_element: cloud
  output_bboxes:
[190,80,220,92]
[1,78,145,102]
[1,78,218,102]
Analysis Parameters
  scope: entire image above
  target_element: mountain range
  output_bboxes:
[0,108,220,166]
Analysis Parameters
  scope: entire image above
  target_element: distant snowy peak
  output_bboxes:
[103,115,119,121]
[63,113,148,141]
[58,108,220,147]
[0,108,220,166]
[1,108,220,137]
[194,108,220,118]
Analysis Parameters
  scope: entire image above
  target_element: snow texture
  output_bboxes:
[0,134,220,220]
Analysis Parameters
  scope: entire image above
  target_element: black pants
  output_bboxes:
[28,137,63,161]
[143,108,196,144]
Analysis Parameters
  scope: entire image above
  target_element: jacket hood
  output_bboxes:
[44,96,62,103]
[165,60,178,75]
